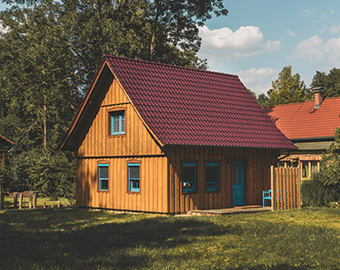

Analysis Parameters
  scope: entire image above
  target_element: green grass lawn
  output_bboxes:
[0,207,339,270]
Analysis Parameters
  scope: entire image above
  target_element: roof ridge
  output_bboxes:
[103,54,239,78]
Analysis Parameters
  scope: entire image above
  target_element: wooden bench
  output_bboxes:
[8,191,38,208]
[9,191,38,198]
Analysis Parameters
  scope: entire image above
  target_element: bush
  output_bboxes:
[301,173,340,207]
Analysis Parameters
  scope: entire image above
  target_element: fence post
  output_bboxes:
[19,193,23,209]
[297,167,301,209]
[0,192,4,210]
[271,165,274,211]
[33,194,37,209]
[13,193,17,208]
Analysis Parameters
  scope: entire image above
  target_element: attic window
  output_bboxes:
[110,110,125,135]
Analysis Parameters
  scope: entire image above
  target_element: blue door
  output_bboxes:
[233,161,245,206]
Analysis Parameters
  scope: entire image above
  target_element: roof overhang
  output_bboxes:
[290,136,334,143]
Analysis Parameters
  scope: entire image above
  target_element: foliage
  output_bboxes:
[0,143,76,197]
[256,93,269,107]
[266,66,311,106]
[311,68,340,98]
[301,176,340,207]
[0,208,339,269]
[301,128,340,207]
[0,0,227,196]
[254,66,312,107]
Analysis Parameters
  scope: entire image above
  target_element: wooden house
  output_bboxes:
[267,88,340,180]
[0,134,13,165]
[60,55,296,213]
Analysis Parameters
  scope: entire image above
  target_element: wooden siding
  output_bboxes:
[165,145,279,213]
[76,77,163,158]
[76,156,168,212]
[75,73,168,212]
[272,167,301,210]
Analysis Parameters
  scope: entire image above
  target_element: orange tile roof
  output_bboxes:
[266,97,340,139]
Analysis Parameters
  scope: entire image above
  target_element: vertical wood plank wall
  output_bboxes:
[272,167,300,210]
[75,73,168,212]
[76,156,168,213]
[166,146,280,213]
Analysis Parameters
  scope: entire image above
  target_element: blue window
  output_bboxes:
[110,111,125,135]
[98,164,109,191]
[128,163,140,192]
[182,163,197,192]
[206,163,219,192]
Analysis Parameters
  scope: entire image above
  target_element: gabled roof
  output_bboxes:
[60,55,296,150]
[266,97,340,140]
[0,134,14,146]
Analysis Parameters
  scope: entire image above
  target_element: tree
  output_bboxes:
[267,66,310,106]
[256,93,269,107]
[311,68,340,98]
[0,0,228,194]
[0,3,82,149]
[301,128,340,206]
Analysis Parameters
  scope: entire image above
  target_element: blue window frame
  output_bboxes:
[98,164,109,191]
[110,110,125,135]
[206,163,219,192]
[182,163,197,193]
[128,163,140,192]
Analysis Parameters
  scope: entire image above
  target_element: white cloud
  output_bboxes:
[294,35,324,61]
[287,30,297,37]
[329,25,340,34]
[293,35,340,65]
[302,9,314,16]
[198,25,281,60]
[237,67,278,95]
[330,10,335,15]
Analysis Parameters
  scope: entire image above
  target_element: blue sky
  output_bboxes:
[1,1,340,95]
[198,0,340,94]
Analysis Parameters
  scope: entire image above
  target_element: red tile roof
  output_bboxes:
[266,97,340,140]
[60,55,296,150]
[104,55,295,149]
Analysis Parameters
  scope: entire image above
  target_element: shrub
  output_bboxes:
[301,174,340,207]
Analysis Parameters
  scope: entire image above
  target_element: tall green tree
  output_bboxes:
[266,66,310,106]
[311,68,340,98]
[0,0,228,194]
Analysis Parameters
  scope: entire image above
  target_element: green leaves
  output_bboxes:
[311,68,340,98]
[0,0,227,194]
[267,66,310,106]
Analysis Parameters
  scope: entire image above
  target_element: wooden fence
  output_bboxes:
[271,166,301,210]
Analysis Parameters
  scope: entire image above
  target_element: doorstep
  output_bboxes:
[186,205,271,216]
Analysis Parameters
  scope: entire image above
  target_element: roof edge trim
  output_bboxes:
[104,59,164,148]
[59,61,107,151]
